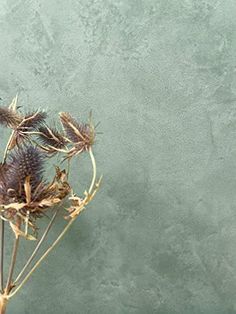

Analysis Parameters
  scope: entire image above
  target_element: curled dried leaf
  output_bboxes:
[66,176,102,219]
[9,221,36,240]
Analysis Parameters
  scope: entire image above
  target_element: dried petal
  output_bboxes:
[24,176,31,204]
[66,176,102,219]
[9,221,36,240]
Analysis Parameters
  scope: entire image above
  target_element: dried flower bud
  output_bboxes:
[0,163,10,196]
[0,106,21,128]
[38,125,67,151]
[7,145,46,199]
[8,111,47,149]
[19,111,47,132]
[60,112,95,152]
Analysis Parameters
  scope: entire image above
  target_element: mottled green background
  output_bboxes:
[0,0,236,313]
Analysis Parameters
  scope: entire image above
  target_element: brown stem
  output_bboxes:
[0,296,8,314]
[9,218,75,298]
[0,220,4,293]
[2,130,15,164]
[0,129,17,293]
[5,217,21,294]
[5,235,20,294]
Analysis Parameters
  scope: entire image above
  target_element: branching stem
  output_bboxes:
[14,207,59,285]
[0,221,4,293]
[5,233,20,294]
[8,218,75,299]
[2,130,15,164]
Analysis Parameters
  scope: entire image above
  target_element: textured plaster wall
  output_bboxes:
[0,0,236,313]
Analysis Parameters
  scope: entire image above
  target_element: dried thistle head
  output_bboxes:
[0,144,71,238]
[59,112,95,157]
[7,145,45,195]
[0,145,46,208]
[0,163,10,200]
[19,111,47,132]
[0,106,21,128]
[9,111,47,149]
[37,125,67,153]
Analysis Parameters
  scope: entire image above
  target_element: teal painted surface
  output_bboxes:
[0,0,236,313]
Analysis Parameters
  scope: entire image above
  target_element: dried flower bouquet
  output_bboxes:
[0,96,101,313]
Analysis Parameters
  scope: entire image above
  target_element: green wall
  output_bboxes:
[0,0,236,313]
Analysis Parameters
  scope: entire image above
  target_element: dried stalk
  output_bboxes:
[5,237,19,294]
[5,218,21,294]
[1,124,17,294]
[14,207,59,285]
[0,296,7,314]
[2,130,15,164]
[0,221,4,293]
[88,147,96,194]
[9,218,75,299]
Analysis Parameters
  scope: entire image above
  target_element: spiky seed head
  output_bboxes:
[38,125,67,149]
[59,112,95,151]
[0,106,22,128]
[0,163,10,196]
[7,145,46,200]
[19,111,47,131]
[9,111,47,149]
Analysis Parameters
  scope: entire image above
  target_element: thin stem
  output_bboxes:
[5,235,20,294]
[67,158,71,179]
[8,218,75,299]
[9,148,97,298]
[0,220,4,293]
[1,129,16,294]
[88,148,96,194]
[2,130,15,164]
[14,208,59,285]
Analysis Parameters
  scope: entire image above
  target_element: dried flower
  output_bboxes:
[6,145,45,198]
[19,111,47,131]
[0,163,10,200]
[9,111,47,149]
[0,145,71,238]
[0,97,100,310]
[59,112,95,158]
[37,125,67,153]
[0,107,21,128]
